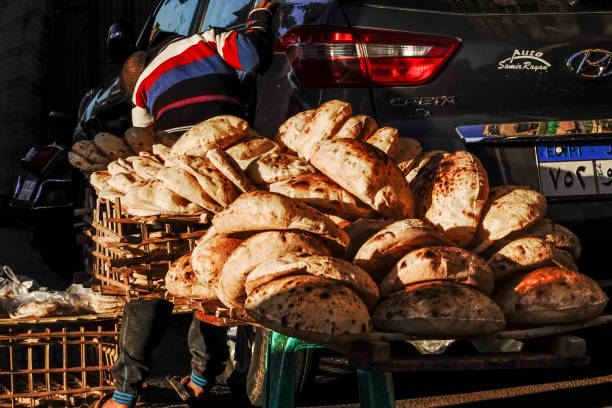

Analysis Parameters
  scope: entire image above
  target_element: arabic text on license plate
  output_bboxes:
[17,179,37,201]
[537,144,612,197]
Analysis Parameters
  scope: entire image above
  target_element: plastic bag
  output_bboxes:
[407,339,456,355]
[65,284,125,314]
[7,290,84,319]
[0,265,45,297]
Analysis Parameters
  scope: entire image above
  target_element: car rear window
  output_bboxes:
[343,0,612,13]
[201,0,253,30]
[150,0,202,37]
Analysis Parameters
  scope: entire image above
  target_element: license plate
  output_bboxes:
[16,179,37,202]
[537,144,612,197]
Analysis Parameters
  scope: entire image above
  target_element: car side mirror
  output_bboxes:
[106,21,135,64]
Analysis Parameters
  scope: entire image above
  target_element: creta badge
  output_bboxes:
[566,49,612,79]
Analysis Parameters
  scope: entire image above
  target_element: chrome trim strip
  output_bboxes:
[457,119,612,144]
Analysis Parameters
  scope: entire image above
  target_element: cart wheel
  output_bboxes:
[246,327,318,407]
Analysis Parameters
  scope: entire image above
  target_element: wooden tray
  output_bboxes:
[83,196,210,299]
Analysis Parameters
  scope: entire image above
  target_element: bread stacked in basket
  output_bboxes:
[75,100,607,343]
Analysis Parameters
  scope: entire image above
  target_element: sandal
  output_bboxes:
[167,375,209,407]
[90,392,112,408]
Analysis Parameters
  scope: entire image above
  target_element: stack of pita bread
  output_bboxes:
[83,101,605,340]
[85,116,263,217]
[162,190,375,343]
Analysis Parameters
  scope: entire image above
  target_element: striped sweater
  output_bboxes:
[131,8,273,133]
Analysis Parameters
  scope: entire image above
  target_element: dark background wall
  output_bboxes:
[0,0,156,195]
[48,0,156,114]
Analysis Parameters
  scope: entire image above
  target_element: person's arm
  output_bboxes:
[198,1,278,74]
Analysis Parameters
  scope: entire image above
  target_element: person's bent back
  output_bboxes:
[121,3,275,134]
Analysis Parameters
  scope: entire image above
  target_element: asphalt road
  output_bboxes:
[4,226,612,408]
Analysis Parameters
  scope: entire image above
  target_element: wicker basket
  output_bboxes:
[0,314,120,407]
[86,197,209,299]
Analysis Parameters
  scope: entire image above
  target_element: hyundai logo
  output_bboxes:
[567,49,612,79]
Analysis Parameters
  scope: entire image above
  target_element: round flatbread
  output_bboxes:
[218,230,330,308]
[365,126,399,157]
[245,153,315,186]
[274,110,314,155]
[471,186,547,253]
[344,218,394,260]
[166,253,214,300]
[108,172,141,194]
[68,151,107,172]
[484,218,581,261]
[107,159,132,175]
[494,267,608,325]
[155,131,180,147]
[125,127,156,153]
[170,115,248,157]
[245,253,379,310]
[132,156,165,180]
[175,155,240,207]
[89,171,112,192]
[93,132,134,160]
[206,148,256,193]
[245,275,371,343]
[487,237,577,287]
[72,140,110,165]
[97,188,124,201]
[310,138,414,219]
[152,144,177,166]
[212,191,349,249]
[353,219,454,283]
[373,281,505,336]
[269,173,375,220]
[393,138,422,175]
[124,179,203,216]
[411,151,489,247]
[298,101,353,160]
[191,234,243,297]
[405,150,447,184]
[225,136,281,170]
[156,166,223,213]
[380,246,494,297]
[333,115,378,140]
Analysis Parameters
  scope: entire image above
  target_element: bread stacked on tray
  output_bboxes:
[78,100,606,342]
[82,116,264,217]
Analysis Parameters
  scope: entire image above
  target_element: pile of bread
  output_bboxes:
[77,100,607,342]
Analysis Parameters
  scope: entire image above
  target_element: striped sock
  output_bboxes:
[112,390,136,406]
[190,371,208,389]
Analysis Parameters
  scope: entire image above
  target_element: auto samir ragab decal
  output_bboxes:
[498,49,551,72]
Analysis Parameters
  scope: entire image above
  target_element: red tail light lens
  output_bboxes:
[22,146,60,171]
[276,26,460,88]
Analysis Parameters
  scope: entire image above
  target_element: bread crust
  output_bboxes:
[380,246,494,297]
[494,267,608,324]
[217,230,330,308]
[245,253,379,309]
[354,219,454,282]
[373,281,505,336]
[310,139,414,219]
[212,191,350,249]
[245,275,371,343]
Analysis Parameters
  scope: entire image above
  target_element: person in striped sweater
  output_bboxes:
[103,2,278,408]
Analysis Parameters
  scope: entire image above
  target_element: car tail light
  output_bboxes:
[21,146,61,172]
[275,26,460,88]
